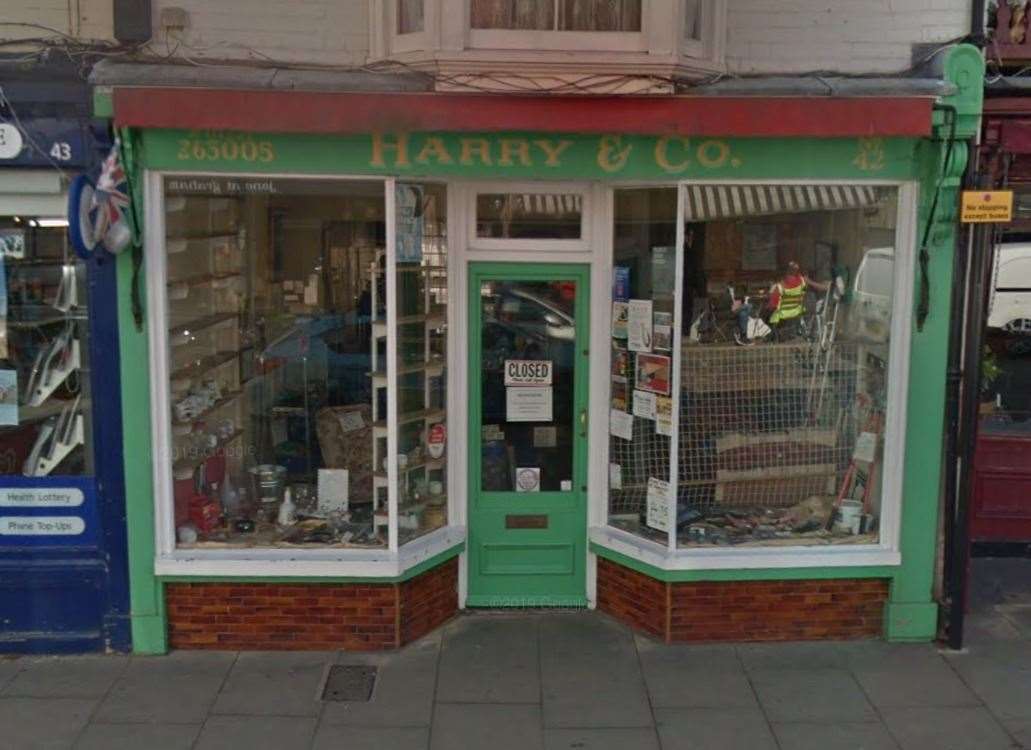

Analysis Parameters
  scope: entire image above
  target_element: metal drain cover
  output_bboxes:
[321,665,377,702]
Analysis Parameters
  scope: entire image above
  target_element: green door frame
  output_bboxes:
[466,261,591,607]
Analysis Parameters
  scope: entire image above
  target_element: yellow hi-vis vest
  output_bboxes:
[770,278,806,324]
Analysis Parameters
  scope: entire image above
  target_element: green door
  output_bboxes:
[467,262,590,607]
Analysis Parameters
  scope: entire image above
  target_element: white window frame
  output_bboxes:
[372,0,725,66]
[466,181,592,253]
[590,179,918,571]
[144,169,465,578]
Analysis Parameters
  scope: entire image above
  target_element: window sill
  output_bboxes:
[154,524,466,579]
[589,526,902,571]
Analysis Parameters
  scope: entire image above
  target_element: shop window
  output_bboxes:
[608,188,678,547]
[981,240,1031,432]
[471,0,642,31]
[159,177,447,550]
[0,218,91,476]
[608,184,901,550]
[476,193,583,240]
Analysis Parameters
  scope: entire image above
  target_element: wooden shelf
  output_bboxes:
[168,271,242,289]
[374,456,445,483]
[369,360,444,386]
[372,408,445,438]
[173,391,243,426]
[173,428,245,473]
[169,312,238,338]
[170,350,242,382]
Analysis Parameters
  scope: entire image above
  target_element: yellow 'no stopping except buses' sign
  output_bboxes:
[961,190,1014,223]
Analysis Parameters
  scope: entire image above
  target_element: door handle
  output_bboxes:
[579,408,588,438]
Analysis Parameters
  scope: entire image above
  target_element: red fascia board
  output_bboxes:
[113,88,932,138]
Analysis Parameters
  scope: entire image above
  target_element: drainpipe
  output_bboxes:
[970,0,987,48]
[946,168,996,651]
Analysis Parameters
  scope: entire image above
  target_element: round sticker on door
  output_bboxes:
[516,467,541,492]
[427,423,446,459]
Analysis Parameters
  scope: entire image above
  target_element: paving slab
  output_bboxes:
[319,638,439,727]
[94,651,237,724]
[312,726,429,750]
[0,697,97,750]
[543,728,660,750]
[881,706,1017,750]
[737,641,853,672]
[193,715,317,750]
[73,722,201,750]
[436,615,540,704]
[4,655,127,699]
[771,721,900,750]
[430,703,543,750]
[540,614,652,728]
[1000,605,1031,639]
[852,659,981,709]
[943,661,1031,721]
[961,613,1024,644]
[654,707,777,750]
[0,656,23,691]
[1001,719,1031,749]
[636,642,756,709]
[212,651,334,717]
[750,669,878,723]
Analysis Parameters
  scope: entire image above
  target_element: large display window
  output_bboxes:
[607,183,907,553]
[150,176,449,556]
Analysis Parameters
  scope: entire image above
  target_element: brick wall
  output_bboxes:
[165,557,458,650]
[726,0,970,75]
[597,556,888,643]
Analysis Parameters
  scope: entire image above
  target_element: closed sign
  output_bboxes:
[504,360,552,386]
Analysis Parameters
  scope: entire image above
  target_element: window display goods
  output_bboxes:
[162,178,448,549]
[608,185,899,549]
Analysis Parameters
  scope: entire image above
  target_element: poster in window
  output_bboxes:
[0,369,16,426]
[612,266,630,302]
[395,183,424,263]
[611,349,629,383]
[627,299,653,352]
[646,477,671,532]
[742,224,778,271]
[611,301,629,339]
[652,247,675,295]
[653,311,672,352]
[635,353,671,396]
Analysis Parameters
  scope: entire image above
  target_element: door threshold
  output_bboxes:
[464,594,588,609]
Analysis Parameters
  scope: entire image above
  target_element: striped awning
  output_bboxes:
[518,194,582,216]
[684,184,879,222]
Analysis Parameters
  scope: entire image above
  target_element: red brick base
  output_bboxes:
[166,556,458,650]
[597,557,887,643]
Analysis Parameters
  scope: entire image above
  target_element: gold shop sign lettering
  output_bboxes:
[961,190,1014,223]
[368,133,741,175]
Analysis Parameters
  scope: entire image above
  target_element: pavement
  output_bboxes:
[2,557,1031,750]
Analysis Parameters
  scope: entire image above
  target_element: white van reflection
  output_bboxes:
[850,247,894,343]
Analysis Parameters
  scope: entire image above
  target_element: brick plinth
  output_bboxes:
[597,557,888,643]
[166,557,458,650]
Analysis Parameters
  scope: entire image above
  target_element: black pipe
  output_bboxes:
[942,151,975,647]
[971,0,987,47]
[948,198,997,650]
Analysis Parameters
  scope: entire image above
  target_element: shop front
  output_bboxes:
[105,45,982,652]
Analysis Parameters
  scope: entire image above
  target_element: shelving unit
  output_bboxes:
[165,194,250,486]
[6,250,89,477]
[367,251,447,521]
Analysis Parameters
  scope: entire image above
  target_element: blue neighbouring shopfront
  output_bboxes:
[0,57,130,653]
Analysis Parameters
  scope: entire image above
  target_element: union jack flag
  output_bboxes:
[94,137,130,232]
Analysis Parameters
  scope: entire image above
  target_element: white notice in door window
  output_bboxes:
[506,386,553,422]
[516,467,541,492]
[627,299,653,352]
[646,477,671,532]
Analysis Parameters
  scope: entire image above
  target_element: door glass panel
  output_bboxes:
[480,279,577,492]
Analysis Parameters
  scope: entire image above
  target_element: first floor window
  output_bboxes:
[471,0,642,31]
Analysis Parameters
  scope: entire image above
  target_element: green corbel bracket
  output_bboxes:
[938,43,985,140]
